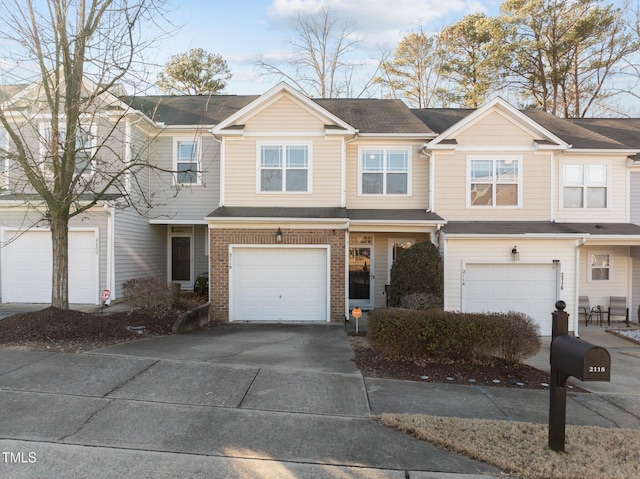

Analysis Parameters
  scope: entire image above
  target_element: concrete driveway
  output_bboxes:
[0,323,503,479]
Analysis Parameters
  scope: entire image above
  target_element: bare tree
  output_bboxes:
[0,0,172,310]
[255,6,368,98]
[374,27,443,108]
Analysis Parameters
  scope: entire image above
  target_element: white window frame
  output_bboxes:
[256,141,312,193]
[173,136,202,186]
[0,127,7,189]
[561,163,609,209]
[466,155,522,208]
[587,250,613,282]
[358,146,412,196]
[38,121,97,177]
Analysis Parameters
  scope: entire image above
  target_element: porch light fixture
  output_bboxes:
[511,246,520,261]
[275,227,283,244]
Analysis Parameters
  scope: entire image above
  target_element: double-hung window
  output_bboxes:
[563,164,607,208]
[174,138,201,185]
[468,156,520,206]
[39,122,96,177]
[360,148,409,195]
[588,251,612,281]
[259,144,309,192]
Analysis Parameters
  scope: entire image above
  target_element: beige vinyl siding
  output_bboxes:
[224,136,343,207]
[243,95,326,133]
[113,208,166,299]
[443,238,576,323]
[433,150,552,221]
[346,141,429,209]
[555,156,628,223]
[455,111,535,147]
[149,132,221,220]
[631,171,640,225]
[579,246,631,313]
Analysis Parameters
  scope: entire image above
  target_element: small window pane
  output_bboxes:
[471,183,492,205]
[387,173,407,194]
[586,187,606,208]
[496,160,517,181]
[286,170,308,191]
[261,146,282,167]
[261,169,282,191]
[471,160,493,182]
[363,173,383,194]
[587,165,607,185]
[564,165,583,185]
[563,187,583,208]
[363,151,383,171]
[496,184,517,205]
[178,163,198,184]
[388,151,408,172]
[286,146,308,168]
[177,141,197,161]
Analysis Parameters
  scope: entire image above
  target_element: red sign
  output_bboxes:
[100,290,111,301]
[351,307,362,319]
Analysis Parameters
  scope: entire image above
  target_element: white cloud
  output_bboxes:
[267,0,488,42]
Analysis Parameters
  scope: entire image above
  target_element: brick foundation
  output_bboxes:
[209,228,346,322]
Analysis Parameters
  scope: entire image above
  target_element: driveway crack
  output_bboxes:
[103,359,159,397]
[237,368,261,408]
[58,399,114,443]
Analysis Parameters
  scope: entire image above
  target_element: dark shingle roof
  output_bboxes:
[315,99,435,134]
[349,209,444,222]
[411,107,632,150]
[567,118,640,149]
[207,207,445,222]
[207,206,349,219]
[121,95,258,126]
[444,221,640,236]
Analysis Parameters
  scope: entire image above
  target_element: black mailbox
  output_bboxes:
[550,335,611,382]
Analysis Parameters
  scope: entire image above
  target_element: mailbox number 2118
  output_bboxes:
[589,366,606,373]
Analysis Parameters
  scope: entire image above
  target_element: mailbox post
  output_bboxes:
[549,301,611,452]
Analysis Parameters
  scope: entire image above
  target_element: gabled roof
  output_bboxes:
[0,84,29,103]
[121,95,258,126]
[211,82,356,135]
[411,101,635,151]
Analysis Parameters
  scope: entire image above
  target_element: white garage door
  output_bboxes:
[463,263,558,335]
[231,247,328,321]
[2,230,98,304]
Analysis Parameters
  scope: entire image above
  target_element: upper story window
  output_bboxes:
[259,143,310,192]
[174,137,201,185]
[468,156,520,207]
[39,122,96,176]
[563,164,607,208]
[360,148,410,195]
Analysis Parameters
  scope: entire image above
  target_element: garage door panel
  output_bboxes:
[464,264,557,335]
[3,230,97,304]
[231,247,327,322]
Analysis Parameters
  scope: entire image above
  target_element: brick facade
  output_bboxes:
[209,228,346,322]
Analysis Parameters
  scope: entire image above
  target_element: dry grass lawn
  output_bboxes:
[378,414,640,479]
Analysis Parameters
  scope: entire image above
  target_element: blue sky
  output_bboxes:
[156,0,504,94]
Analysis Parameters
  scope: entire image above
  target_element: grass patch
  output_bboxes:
[378,414,640,479]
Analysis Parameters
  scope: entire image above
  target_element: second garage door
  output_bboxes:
[2,229,98,304]
[463,263,558,335]
[231,247,328,321]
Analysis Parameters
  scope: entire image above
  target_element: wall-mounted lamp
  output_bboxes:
[275,227,283,244]
[511,246,520,261]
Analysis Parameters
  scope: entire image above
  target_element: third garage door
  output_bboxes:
[463,263,558,335]
[231,247,328,322]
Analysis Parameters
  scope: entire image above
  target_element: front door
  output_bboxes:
[349,235,374,309]
[169,226,193,289]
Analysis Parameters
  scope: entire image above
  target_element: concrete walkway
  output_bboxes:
[0,320,638,478]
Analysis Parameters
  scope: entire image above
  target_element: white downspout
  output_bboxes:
[574,238,586,337]
[103,203,116,304]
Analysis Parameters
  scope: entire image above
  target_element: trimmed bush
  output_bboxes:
[368,308,541,365]
[492,310,541,365]
[388,241,443,308]
[400,293,443,310]
[122,277,173,312]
